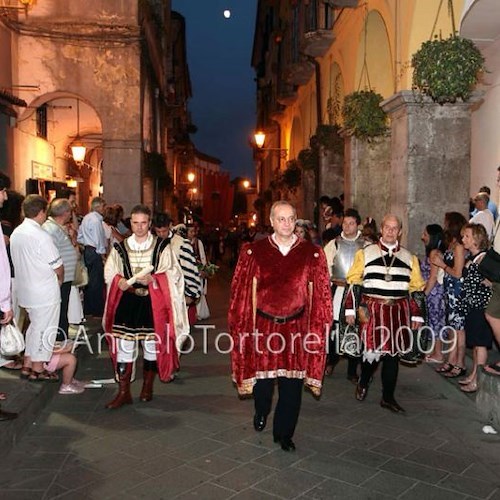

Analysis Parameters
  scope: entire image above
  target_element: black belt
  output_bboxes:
[256,306,305,324]
[84,245,96,250]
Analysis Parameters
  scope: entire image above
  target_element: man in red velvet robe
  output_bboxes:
[228,201,332,452]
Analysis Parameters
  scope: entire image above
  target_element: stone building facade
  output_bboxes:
[252,0,500,253]
[0,0,197,215]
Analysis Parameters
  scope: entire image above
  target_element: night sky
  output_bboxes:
[171,0,257,181]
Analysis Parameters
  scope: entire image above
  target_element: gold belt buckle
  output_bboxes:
[135,288,149,297]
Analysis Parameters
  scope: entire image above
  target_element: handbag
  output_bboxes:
[0,319,25,356]
[478,248,500,283]
[73,258,89,288]
[196,294,210,320]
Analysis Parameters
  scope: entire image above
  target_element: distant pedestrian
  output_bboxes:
[77,197,106,317]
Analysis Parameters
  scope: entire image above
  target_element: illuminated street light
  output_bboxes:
[242,179,250,189]
[187,172,195,183]
[253,130,287,158]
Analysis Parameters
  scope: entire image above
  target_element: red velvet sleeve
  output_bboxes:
[304,247,333,392]
[228,243,258,391]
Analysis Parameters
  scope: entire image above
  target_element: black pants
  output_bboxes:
[253,377,302,440]
[83,247,104,316]
[57,281,72,341]
[359,355,399,402]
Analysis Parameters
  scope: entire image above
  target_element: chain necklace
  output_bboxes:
[380,246,397,282]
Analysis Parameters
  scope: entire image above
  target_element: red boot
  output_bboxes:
[139,360,157,402]
[106,362,133,409]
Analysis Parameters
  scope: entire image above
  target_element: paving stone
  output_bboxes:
[380,458,449,484]
[132,453,186,478]
[370,439,418,459]
[229,488,283,499]
[169,437,228,461]
[254,447,315,470]
[214,462,275,492]
[360,470,416,497]
[338,447,392,468]
[295,454,378,485]
[305,477,394,499]
[52,464,105,491]
[399,482,467,500]
[125,464,213,498]
[333,430,386,450]
[215,442,270,462]
[190,454,241,476]
[0,491,45,500]
[404,447,474,474]
[175,482,235,499]
[253,468,325,498]
[438,473,499,498]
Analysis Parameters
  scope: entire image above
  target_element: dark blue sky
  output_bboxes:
[171,0,257,180]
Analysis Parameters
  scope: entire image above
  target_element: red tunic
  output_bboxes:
[104,274,179,382]
[228,236,332,395]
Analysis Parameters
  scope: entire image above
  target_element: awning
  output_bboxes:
[0,88,27,118]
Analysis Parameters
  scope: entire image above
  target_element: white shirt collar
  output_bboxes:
[271,233,297,256]
[128,232,153,251]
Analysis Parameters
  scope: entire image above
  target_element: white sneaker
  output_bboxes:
[58,383,85,395]
[71,378,87,389]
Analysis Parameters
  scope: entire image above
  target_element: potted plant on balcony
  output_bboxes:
[411,35,484,104]
[315,124,343,154]
[342,90,388,139]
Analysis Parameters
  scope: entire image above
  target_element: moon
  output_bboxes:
[223,9,231,19]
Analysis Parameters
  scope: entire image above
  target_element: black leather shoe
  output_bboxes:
[279,437,296,452]
[355,383,368,401]
[380,399,405,413]
[0,409,18,421]
[253,413,267,432]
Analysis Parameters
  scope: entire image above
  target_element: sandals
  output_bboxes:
[20,367,32,379]
[443,365,466,378]
[460,381,478,393]
[484,363,500,377]
[435,363,453,373]
[458,377,473,385]
[28,370,59,382]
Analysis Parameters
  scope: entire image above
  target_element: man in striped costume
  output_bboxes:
[153,214,202,325]
[345,214,425,413]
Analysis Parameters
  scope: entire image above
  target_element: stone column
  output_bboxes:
[381,91,472,255]
[344,135,391,225]
[319,147,344,199]
[102,139,142,214]
[302,169,316,221]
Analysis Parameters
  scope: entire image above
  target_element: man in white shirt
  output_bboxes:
[469,192,494,239]
[43,198,78,341]
[77,196,106,317]
[10,195,63,381]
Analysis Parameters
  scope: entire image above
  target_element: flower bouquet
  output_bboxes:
[198,262,219,278]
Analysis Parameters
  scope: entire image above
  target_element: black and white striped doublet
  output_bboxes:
[362,244,413,299]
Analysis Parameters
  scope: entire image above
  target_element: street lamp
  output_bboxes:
[242,179,251,189]
[70,99,86,164]
[253,130,288,159]
[187,172,195,183]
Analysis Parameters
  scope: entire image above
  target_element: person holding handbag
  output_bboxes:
[0,172,18,420]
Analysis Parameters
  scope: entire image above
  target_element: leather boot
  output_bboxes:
[106,362,133,409]
[139,359,157,402]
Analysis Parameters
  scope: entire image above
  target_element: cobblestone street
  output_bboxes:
[1,266,500,499]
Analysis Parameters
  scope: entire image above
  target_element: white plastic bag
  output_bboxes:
[0,319,25,356]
